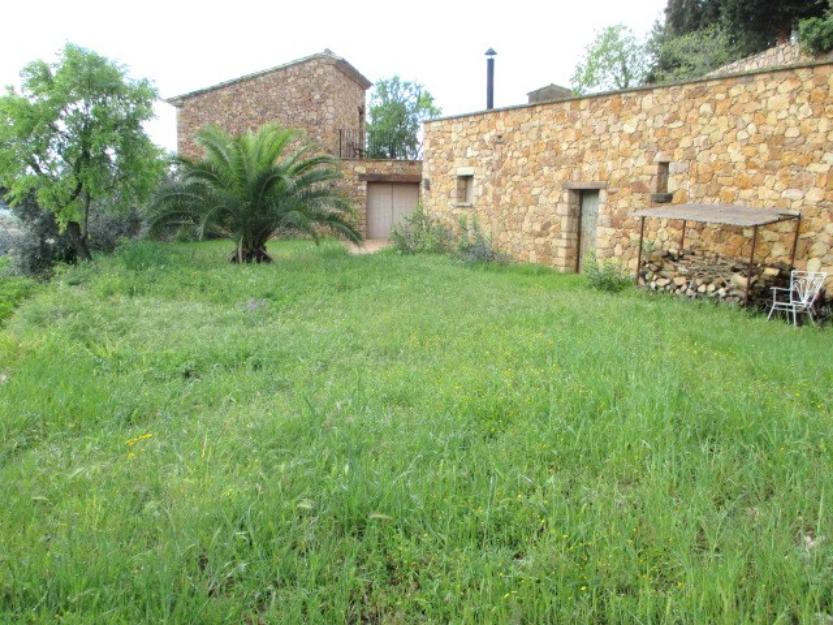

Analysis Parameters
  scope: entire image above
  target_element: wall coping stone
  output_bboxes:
[425,58,833,124]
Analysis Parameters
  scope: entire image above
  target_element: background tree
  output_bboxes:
[649,0,828,80]
[0,44,164,260]
[798,1,833,54]
[150,124,360,263]
[366,77,440,160]
[571,25,649,95]
[647,24,738,82]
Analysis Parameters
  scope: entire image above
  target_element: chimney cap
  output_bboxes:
[485,48,497,56]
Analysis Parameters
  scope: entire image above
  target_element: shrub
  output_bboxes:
[456,216,508,264]
[584,253,632,293]
[5,195,144,276]
[87,207,143,253]
[390,205,453,254]
[7,197,76,276]
[799,14,833,55]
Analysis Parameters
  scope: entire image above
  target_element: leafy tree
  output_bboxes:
[650,0,827,79]
[720,0,827,54]
[664,0,722,37]
[648,24,739,82]
[799,7,833,54]
[149,124,360,263]
[366,77,440,160]
[571,25,649,95]
[0,44,165,260]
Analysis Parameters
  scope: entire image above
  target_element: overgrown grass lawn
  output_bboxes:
[2,240,832,624]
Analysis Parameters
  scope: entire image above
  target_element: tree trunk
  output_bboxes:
[229,238,272,264]
[66,220,92,261]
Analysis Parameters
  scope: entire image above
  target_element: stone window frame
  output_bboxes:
[454,167,475,207]
[651,156,673,203]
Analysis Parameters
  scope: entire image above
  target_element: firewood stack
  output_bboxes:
[638,248,791,308]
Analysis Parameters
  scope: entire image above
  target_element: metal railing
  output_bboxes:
[336,129,422,161]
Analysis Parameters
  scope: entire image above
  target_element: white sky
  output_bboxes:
[1,0,666,153]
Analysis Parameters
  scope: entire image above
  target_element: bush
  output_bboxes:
[799,15,833,55]
[584,253,631,293]
[5,195,144,276]
[7,197,76,276]
[456,216,508,264]
[391,205,453,254]
[0,228,18,257]
[87,207,143,253]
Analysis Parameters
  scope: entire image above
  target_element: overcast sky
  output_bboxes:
[2,0,666,152]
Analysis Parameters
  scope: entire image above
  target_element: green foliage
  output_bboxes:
[799,4,833,54]
[583,252,632,293]
[6,194,77,276]
[390,204,452,254]
[0,43,165,260]
[650,0,828,79]
[2,240,833,623]
[366,77,440,159]
[648,24,739,82]
[571,25,649,94]
[149,124,360,263]
[456,216,507,264]
[719,0,827,55]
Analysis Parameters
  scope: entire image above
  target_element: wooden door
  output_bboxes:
[366,183,419,239]
[578,190,599,272]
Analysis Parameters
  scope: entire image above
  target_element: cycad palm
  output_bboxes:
[150,124,361,262]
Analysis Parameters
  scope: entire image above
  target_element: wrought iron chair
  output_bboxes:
[768,270,827,326]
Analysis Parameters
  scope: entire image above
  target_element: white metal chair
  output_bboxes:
[768,270,827,326]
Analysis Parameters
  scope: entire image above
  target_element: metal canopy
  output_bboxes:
[631,203,802,306]
[631,204,800,227]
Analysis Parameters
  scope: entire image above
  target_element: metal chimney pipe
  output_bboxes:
[485,48,496,110]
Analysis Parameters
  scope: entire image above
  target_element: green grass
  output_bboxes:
[1,240,832,624]
[0,258,36,323]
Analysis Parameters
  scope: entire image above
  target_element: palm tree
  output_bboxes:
[150,123,361,263]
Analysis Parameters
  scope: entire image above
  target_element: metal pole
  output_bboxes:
[745,225,758,307]
[575,194,583,273]
[680,220,686,252]
[485,49,496,110]
[635,216,646,284]
[789,215,801,272]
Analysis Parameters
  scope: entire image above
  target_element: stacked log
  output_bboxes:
[638,248,790,308]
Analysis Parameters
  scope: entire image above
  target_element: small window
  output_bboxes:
[656,162,670,194]
[456,175,473,204]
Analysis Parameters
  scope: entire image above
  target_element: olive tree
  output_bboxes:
[0,44,164,260]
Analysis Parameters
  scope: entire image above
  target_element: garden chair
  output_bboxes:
[767,270,827,326]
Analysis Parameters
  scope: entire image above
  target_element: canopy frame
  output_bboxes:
[631,204,801,306]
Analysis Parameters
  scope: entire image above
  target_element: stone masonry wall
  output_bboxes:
[422,62,833,278]
[173,55,366,160]
[708,42,833,77]
[338,159,423,236]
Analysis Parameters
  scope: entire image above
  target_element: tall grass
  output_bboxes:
[1,240,831,624]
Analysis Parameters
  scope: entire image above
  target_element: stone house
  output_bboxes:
[421,51,833,280]
[168,50,422,239]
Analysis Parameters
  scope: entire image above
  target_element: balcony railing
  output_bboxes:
[336,129,422,161]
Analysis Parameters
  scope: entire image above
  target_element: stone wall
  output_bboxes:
[338,159,423,236]
[707,42,833,77]
[171,52,367,159]
[421,62,833,278]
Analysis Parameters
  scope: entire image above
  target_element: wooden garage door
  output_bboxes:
[367,183,419,239]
